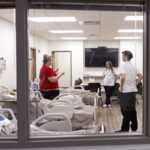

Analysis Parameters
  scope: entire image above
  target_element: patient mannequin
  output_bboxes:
[74,78,82,89]
[74,78,82,85]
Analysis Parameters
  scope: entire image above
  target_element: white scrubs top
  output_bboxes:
[103,69,116,86]
[118,62,140,93]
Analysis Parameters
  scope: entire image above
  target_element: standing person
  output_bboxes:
[39,54,65,100]
[103,61,117,108]
[116,50,143,132]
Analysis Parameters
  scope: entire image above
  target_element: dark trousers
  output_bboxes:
[120,92,138,131]
[121,108,137,131]
[40,90,59,100]
[104,86,114,105]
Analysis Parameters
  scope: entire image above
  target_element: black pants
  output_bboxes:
[120,92,138,131]
[104,86,114,105]
[40,90,59,100]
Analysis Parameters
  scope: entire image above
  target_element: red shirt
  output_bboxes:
[39,65,59,90]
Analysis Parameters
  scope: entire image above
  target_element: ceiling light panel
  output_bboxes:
[118,29,143,33]
[114,36,141,40]
[61,37,87,40]
[125,16,143,21]
[28,17,77,22]
[49,30,83,34]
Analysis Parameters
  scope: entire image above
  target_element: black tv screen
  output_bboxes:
[85,47,118,67]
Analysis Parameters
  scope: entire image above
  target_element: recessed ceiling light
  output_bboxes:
[125,16,143,21]
[49,30,83,34]
[114,36,141,40]
[28,17,77,22]
[118,29,143,33]
[61,37,87,40]
[78,21,84,25]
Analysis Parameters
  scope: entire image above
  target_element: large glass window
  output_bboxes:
[1,0,150,148]
[0,9,17,138]
[28,5,143,137]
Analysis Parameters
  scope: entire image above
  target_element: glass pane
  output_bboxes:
[0,9,17,138]
[28,4,143,137]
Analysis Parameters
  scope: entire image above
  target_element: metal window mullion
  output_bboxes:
[143,0,150,137]
[28,4,143,11]
[28,0,144,5]
[16,0,29,146]
[12,0,150,148]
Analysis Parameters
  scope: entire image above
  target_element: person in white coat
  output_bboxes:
[103,61,117,108]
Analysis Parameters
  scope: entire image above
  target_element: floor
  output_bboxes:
[95,93,143,133]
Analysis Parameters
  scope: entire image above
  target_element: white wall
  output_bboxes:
[49,40,84,86]
[29,33,51,78]
[120,40,143,74]
[29,37,84,87]
[0,17,51,89]
[0,17,143,89]
[0,18,16,90]
[30,39,143,86]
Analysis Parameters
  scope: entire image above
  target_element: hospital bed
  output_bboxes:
[0,85,98,127]
[59,86,102,122]
[30,113,105,136]
[60,86,102,106]
[0,106,105,136]
[37,93,97,129]
[0,86,105,135]
[0,107,17,136]
[30,92,105,135]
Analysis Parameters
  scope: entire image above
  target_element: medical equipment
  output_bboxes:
[0,57,6,71]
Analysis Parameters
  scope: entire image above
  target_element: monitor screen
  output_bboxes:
[85,47,118,67]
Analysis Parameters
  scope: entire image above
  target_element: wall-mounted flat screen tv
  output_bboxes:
[85,47,119,67]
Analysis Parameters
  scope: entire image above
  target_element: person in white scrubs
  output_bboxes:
[103,61,117,108]
[116,50,143,132]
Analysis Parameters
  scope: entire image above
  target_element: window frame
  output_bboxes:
[0,0,150,148]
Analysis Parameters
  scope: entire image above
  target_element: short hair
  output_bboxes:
[122,50,133,60]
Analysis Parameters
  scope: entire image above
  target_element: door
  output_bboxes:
[52,51,72,88]
[30,48,36,82]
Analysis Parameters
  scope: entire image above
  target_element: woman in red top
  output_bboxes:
[39,54,64,100]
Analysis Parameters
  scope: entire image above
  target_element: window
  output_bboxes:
[0,8,17,138]
[28,3,144,137]
[1,0,150,148]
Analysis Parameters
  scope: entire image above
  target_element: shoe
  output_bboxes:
[115,129,129,133]
[103,104,107,108]
[132,129,137,132]
[108,104,111,107]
